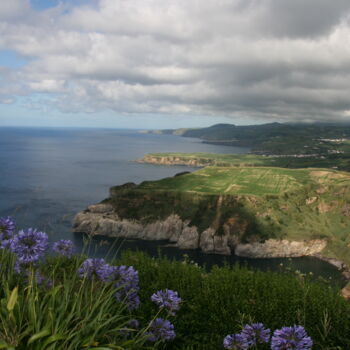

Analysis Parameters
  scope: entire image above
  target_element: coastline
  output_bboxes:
[72,204,350,291]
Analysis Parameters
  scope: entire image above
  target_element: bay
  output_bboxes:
[0,127,343,285]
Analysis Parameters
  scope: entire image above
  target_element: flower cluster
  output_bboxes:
[0,217,180,345]
[0,216,15,248]
[78,258,108,279]
[224,324,312,350]
[0,217,76,273]
[53,239,76,257]
[224,333,249,350]
[242,323,271,347]
[10,228,49,264]
[78,259,140,311]
[114,265,140,311]
[151,289,181,315]
[271,326,313,350]
[146,318,176,342]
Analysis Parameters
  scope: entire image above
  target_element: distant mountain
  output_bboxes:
[145,122,350,155]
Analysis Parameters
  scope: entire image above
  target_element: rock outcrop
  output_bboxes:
[73,203,327,258]
[138,155,212,167]
[235,239,327,258]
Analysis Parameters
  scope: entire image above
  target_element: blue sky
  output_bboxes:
[1,0,350,128]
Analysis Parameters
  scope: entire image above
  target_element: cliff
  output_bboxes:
[73,203,326,257]
[73,166,350,264]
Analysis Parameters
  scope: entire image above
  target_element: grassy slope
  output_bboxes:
[107,166,350,265]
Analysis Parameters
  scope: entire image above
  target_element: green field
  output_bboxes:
[139,166,350,196]
[142,152,350,171]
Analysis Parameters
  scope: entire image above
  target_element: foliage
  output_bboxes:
[117,251,350,350]
[0,232,178,349]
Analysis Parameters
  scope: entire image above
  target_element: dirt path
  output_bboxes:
[212,195,223,230]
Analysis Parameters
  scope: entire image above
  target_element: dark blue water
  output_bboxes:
[0,127,343,284]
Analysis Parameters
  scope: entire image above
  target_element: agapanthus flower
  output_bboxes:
[52,239,75,257]
[97,263,119,282]
[10,228,48,264]
[271,325,313,350]
[223,334,249,350]
[114,265,140,310]
[78,258,108,279]
[0,217,16,248]
[146,318,176,342]
[241,323,270,346]
[151,289,181,315]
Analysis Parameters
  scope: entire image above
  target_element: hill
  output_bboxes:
[144,122,350,156]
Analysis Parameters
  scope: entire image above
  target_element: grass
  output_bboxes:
[138,166,319,196]
[118,251,350,350]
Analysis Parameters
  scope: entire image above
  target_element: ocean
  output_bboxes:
[0,127,343,283]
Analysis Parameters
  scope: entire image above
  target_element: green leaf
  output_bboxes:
[6,287,18,312]
[27,329,51,344]
[0,341,15,350]
[41,334,66,348]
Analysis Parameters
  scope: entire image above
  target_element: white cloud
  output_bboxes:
[1,0,350,122]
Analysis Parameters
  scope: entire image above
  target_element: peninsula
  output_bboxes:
[73,166,350,273]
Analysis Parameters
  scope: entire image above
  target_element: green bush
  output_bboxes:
[117,251,350,350]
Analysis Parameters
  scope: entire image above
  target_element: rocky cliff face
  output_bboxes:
[73,203,327,258]
[139,155,211,167]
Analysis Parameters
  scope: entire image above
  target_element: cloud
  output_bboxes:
[1,0,350,123]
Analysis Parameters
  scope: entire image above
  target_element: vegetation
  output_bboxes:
[106,166,350,265]
[119,251,350,350]
[166,122,350,155]
[142,152,350,172]
[1,242,350,349]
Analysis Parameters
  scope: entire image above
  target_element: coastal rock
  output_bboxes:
[139,155,208,167]
[88,204,114,214]
[200,228,231,255]
[341,285,350,300]
[234,239,327,258]
[74,209,185,241]
[177,226,199,249]
[74,207,327,259]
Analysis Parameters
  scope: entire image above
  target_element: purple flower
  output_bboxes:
[146,318,176,342]
[96,263,119,282]
[78,258,107,279]
[0,217,16,248]
[52,239,75,258]
[223,334,249,350]
[151,289,181,315]
[10,228,48,264]
[241,323,270,346]
[271,326,313,350]
[114,265,140,310]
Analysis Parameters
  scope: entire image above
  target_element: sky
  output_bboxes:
[1,0,350,128]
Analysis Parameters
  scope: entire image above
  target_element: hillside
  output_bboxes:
[144,122,350,156]
[74,166,350,269]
